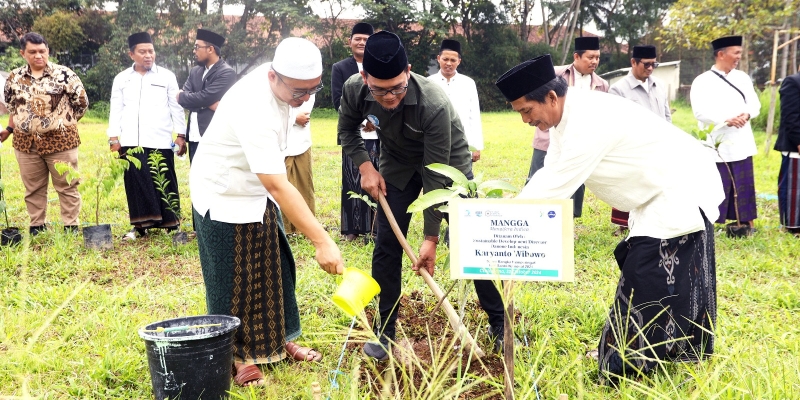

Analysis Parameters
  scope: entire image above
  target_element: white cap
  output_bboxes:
[272,37,322,80]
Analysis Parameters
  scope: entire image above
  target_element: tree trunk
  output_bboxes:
[541,0,549,44]
[561,0,581,65]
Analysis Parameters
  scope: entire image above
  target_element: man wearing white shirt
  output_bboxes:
[108,32,187,239]
[190,38,343,386]
[283,94,316,234]
[428,39,483,162]
[496,54,723,380]
[691,35,761,229]
[607,45,672,235]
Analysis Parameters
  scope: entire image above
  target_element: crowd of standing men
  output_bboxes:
[1,22,799,387]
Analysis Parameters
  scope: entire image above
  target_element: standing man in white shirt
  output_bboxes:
[283,94,316,234]
[607,45,672,235]
[108,32,187,240]
[526,36,609,219]
[190,37,343,387]
[428,39,483,162]
[496,54,723,380]
[691,35,761,229]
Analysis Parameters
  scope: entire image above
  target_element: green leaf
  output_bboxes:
[407,189,459,213]
[425,163,469,188]
[478,180,519,194]
[485,189,504,198]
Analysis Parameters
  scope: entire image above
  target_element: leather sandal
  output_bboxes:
[232,363,265,387]
[285,341,322,362]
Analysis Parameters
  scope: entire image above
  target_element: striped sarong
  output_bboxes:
[778,155,800,229]
[341,139,380,235]
[599,211,716,380]
[122,147,179,229]
[715,156,757,223]
[194,201,300,364]
[611,208,629,227]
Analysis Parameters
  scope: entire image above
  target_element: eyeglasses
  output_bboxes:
[193,44,211,50]
[368,85,409,97]
[640,61,659,69]
[273,69,324,99]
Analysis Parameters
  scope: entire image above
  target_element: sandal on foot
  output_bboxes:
[285,341,322,362]
[233,364,265,387]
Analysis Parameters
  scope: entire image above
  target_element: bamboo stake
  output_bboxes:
[377,193,485,359]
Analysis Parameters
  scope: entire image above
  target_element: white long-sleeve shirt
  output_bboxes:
[107,64,186,149]
[286,94,314,156]
[519,89,724,239]
[427,71,484,150]
[690,66,761,162]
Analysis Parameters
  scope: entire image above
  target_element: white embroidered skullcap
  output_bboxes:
[272,37,322,79]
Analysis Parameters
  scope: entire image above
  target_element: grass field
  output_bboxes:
[0,103,798,399]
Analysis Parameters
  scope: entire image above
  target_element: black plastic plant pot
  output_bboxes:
[83,224,113,250]
[172,231,189,245]
[138,315,241,400]
[725,222,753,238]
[1,227,22,246]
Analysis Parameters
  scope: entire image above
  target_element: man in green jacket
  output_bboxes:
[337,31,504,360]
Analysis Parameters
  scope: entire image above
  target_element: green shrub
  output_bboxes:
[751,87,780,132]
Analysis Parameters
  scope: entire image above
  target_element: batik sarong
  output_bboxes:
[194,201,301,364]
[598,213,716,379]
[122,147,180,229]
[778,155,800,229]
[341,139,380,235]
[715,156,757,223]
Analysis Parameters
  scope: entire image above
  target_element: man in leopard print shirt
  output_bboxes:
[1,32,88,235]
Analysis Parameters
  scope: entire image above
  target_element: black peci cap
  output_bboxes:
[574,36,600,51]
[351,22,374,37]
[440,39,461,55]
[127,32,152,49]
[711,36,742,51]
[632,45,657,59]
[362,31,409,79]
[495,54,557,102]
[196,29,225,48]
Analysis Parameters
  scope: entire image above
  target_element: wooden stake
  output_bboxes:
[377,193,485,358]
[504,280,515,400]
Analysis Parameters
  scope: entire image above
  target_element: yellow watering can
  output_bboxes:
[332,267,380,317]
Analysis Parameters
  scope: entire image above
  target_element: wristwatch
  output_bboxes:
[5,126,12,134]
[424,235,440,244]
[108,139,119,145]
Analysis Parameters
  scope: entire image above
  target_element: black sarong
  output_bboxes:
[341,139,380,235]
[122,147,180,229]
[598,213,716,379]
[194,201,300,364]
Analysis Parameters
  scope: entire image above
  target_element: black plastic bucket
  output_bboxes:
[138,315,241,400]
[83,224,113,250]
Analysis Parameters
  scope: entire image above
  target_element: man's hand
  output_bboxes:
[110,143,122,153]
[314,236,344,275]
[363,120,377,132]
[0,129,9,143]
[725,114,748,128]
[412,239,437,277]
[176,90,182,102]
[208,101,219,111]
[295,111,310,127]
[174,136,187,156]
[359,161,386,199]
[472,150,481,162]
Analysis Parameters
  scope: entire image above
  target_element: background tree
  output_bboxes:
[32,11,86,62]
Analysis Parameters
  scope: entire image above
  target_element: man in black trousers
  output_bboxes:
[338,31,505,360]
[178,28,236,163]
